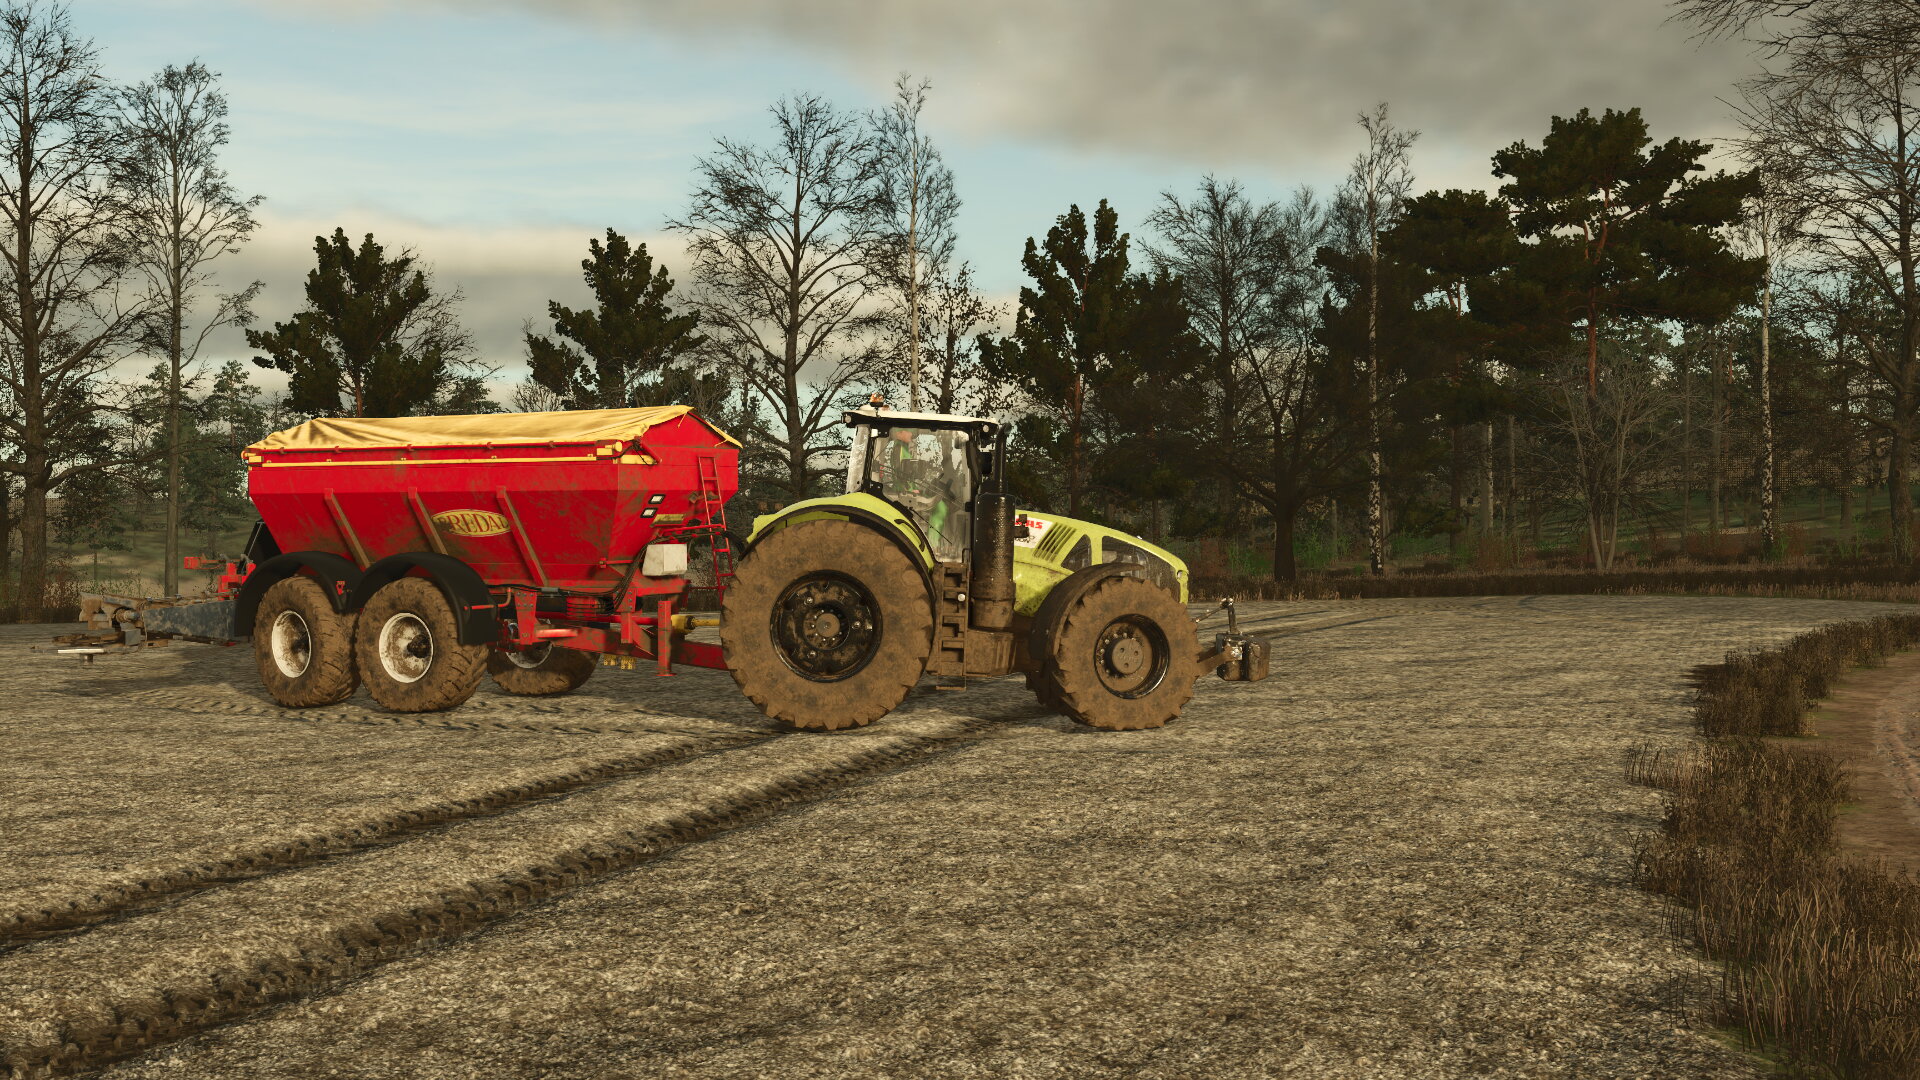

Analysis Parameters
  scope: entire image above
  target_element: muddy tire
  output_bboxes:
[488,643,597,696]
[254,575,358,707]
[1048,575,1197,731]
[1026,668,1067,713]
[354,577,490,713]
[721,520,932,731]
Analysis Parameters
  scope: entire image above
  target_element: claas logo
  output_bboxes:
[431,510,510,537]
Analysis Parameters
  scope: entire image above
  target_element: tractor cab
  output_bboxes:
[844,406,1001,563]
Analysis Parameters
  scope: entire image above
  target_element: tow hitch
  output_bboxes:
[1196,597,1269,682]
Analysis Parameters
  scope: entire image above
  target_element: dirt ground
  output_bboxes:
[3,594,1916,1080]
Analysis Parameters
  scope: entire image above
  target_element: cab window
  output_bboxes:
[866,426,972,562]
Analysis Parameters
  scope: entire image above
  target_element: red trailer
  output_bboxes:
[65,406,741,713]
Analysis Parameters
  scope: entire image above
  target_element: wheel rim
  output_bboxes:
[377,612,435,684]
[504,643,551,670]
[771,571,881,682]
[270,610,312,679]
[1093,615,1170,699]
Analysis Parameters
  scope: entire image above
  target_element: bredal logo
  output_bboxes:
[431,509,510,537]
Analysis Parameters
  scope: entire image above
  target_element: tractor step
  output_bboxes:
[926,561,970,689]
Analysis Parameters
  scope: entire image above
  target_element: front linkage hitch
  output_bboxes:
[1196,597,1270,682]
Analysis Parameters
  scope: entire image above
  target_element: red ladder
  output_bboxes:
[692,451,736,598]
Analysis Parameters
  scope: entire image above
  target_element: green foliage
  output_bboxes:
[1315,218,1454,515]
[54,468,134,586]
[979,200,1203,518]
[247,229,476,418]
[1478,107,1762,371]
[526,229,705,410]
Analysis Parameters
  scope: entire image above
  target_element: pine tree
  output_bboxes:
[526,229,704,410]
[247,229,477,418]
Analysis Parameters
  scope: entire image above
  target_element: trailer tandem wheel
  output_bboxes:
[354,577,490,713]
[721,519,933,731]
[253,576,359,707]
[488,643,597,696]
[1045,575,1197,730]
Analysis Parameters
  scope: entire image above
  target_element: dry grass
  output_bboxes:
[0,594,1897,1079]
[1195,565,1920,606]
[1630,616,1920,1079]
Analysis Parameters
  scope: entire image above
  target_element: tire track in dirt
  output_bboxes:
[0,712,1008,1080]
[0,731,769,951]
[112,686,770,739]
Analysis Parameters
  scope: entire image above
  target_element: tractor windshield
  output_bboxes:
[865,425,973,562]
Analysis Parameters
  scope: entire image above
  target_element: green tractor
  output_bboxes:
[721,402,1268,731]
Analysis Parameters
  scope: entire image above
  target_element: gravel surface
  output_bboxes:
[4,594,1910,1079]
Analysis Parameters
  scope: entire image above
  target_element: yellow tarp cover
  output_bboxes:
[248,405,740,453]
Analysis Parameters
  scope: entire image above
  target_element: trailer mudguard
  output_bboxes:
[1025,562,1146,668]
[347,552,501,646]
[233,551,364,639]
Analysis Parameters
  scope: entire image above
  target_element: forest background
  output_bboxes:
[2,0,1912,620]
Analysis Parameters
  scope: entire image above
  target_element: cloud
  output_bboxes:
[296,0,1765,181]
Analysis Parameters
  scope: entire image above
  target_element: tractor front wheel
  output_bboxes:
[1042,575,1197,731]
[721,520,932,731]
[355,577,490,713]
[488,642,597,696]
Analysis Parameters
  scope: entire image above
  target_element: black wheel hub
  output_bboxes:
[773,572,881,681]
[1094,616,1170,699]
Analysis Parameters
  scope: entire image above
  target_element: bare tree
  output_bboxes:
[670,94,884,499]
[0,3,150,620]
[1730,167,1807,551]
[911,259,1000,415]
[1731,15,1920,557]
[871,74,957,412]
[1222,187,1369,580]
[1338,102,1419,574]
[1144,175,1290,536]
[1532,337,1677,570]
[117,60,262,594]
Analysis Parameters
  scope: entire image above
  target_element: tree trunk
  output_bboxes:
[1497,413,1512,545]
[906,154,922,412]
[1366,245,1384,576]
[0,479,10,608]
[1479,420,1495,540]
[1893,386,1915,560]
[1271,507,1297,582]
[1330,500,1340,560]
[18,455,47,621]
[1759,233,1776,554]
[1068,373,1084,518]
[1447,425,1462,557]
[1681,355,1692,540]
[1711,345,1724,537]
[164,286,183,596]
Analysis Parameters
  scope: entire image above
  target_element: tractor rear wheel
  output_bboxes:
[488,642,597,696]
[254,575,358,707]
[354,577,490,713]
[721,520,932,731]
[1046,576,1197,731]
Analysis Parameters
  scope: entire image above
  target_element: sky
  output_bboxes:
[74,0,1772,402]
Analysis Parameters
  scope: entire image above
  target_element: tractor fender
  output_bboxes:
[347,552,502,646]
[234,551,364,639]
[1025,562,1146,668]
[745,503,936,604]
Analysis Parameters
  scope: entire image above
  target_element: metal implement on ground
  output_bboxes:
[56,399,1266,730]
